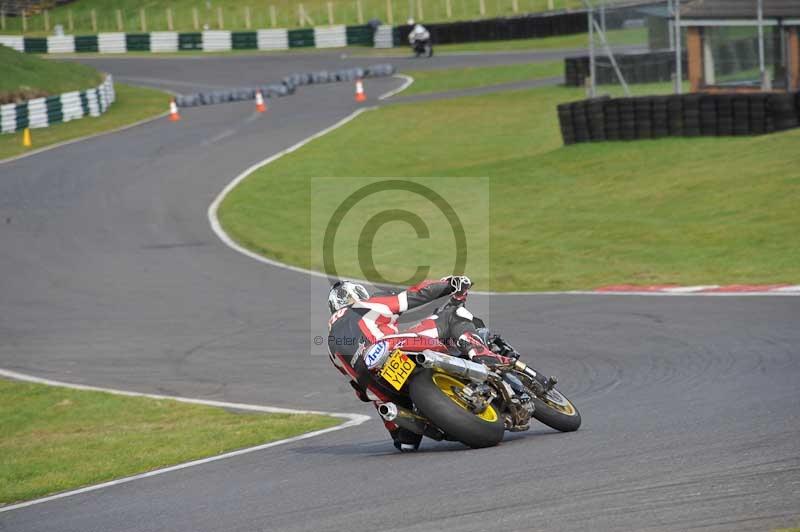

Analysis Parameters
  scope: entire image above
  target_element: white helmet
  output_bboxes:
[328,281,369,313]
[407,18,415,26]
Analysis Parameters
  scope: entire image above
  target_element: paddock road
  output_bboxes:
[68,46,634,93]
[0,51,798,532]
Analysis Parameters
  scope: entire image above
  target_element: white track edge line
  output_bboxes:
[208,106,380,279]
[0,367,370,514]
[206,101,798,297]
[378,74,414,100]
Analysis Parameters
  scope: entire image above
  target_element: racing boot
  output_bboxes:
[390,427,422,452]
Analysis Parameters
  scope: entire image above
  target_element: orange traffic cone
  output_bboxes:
[255,89,267,113]
[168,99,181,121]
[354,79,367,102]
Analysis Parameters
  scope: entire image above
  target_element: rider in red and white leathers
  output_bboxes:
[326,276,511,451]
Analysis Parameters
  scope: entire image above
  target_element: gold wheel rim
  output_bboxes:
[541,389,577,416]
[431,373,498,423]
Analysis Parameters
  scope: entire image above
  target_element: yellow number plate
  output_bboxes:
[380,350,417,391]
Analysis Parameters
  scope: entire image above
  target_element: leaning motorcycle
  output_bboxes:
[357,306,581,449]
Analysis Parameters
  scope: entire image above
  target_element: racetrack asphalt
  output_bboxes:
[0,49,798,532]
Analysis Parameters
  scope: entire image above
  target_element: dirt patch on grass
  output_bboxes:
[0,87,50,105]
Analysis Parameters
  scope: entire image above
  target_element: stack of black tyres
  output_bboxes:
[699,95,718,136]
[634,98,652,139]
[557,103,574,145]
[667,95,684,136]
[564,51,687,87]
[604,99,621,140]
[796,92,800,127]
[619,98,636,141]
[564,58,580,87]
[571,101,589,143]
[651,96,669,138]
[682,94,701,137]
[749,94,769,134]
[587,97,609,141]
[732,96,751,136]
[557,91,800,145]
[770,93,799,131]
[395,12,588,46]
[173,64,394,108]
[716,94,734,136]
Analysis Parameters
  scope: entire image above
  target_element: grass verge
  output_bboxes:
[1,0,586,34]
[0,378,340,505]
[399,64,685,97]
[402,61,561,95]
[218,82,800,291]
[0,83,168,161]
[428,28,646,54]
[346,28,646,56]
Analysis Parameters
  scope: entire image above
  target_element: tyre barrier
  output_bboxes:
[565,37,762,87]
[173,64,395,108]
[565,50,687,87]
[390,2,642,47]
[393,11,587,46]
[557,91,800,145]
[1,75,115,134]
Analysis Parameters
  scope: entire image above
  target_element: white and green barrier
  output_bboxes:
[0,75,115,134]
[0,24,378,54]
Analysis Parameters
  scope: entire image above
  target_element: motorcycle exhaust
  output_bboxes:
[378,402,429,436]
[411,350,489,383]
[378,402,398,421]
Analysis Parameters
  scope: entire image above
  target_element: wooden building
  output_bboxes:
[681,0,800,92]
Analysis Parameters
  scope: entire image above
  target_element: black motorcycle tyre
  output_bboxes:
[409,369,504,449]
[531,387,581,432]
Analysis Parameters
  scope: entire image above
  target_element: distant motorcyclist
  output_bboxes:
[407,18,433,57]
[326,277,511,451]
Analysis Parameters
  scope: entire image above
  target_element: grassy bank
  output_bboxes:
[0,44,101,103]
[0,379,340,504]
[0,0,585,35]
[1,46,170,160]
[218,83,800,291]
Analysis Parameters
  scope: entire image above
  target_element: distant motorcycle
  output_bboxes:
[408,20,433,58]
[361,301,581,449]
